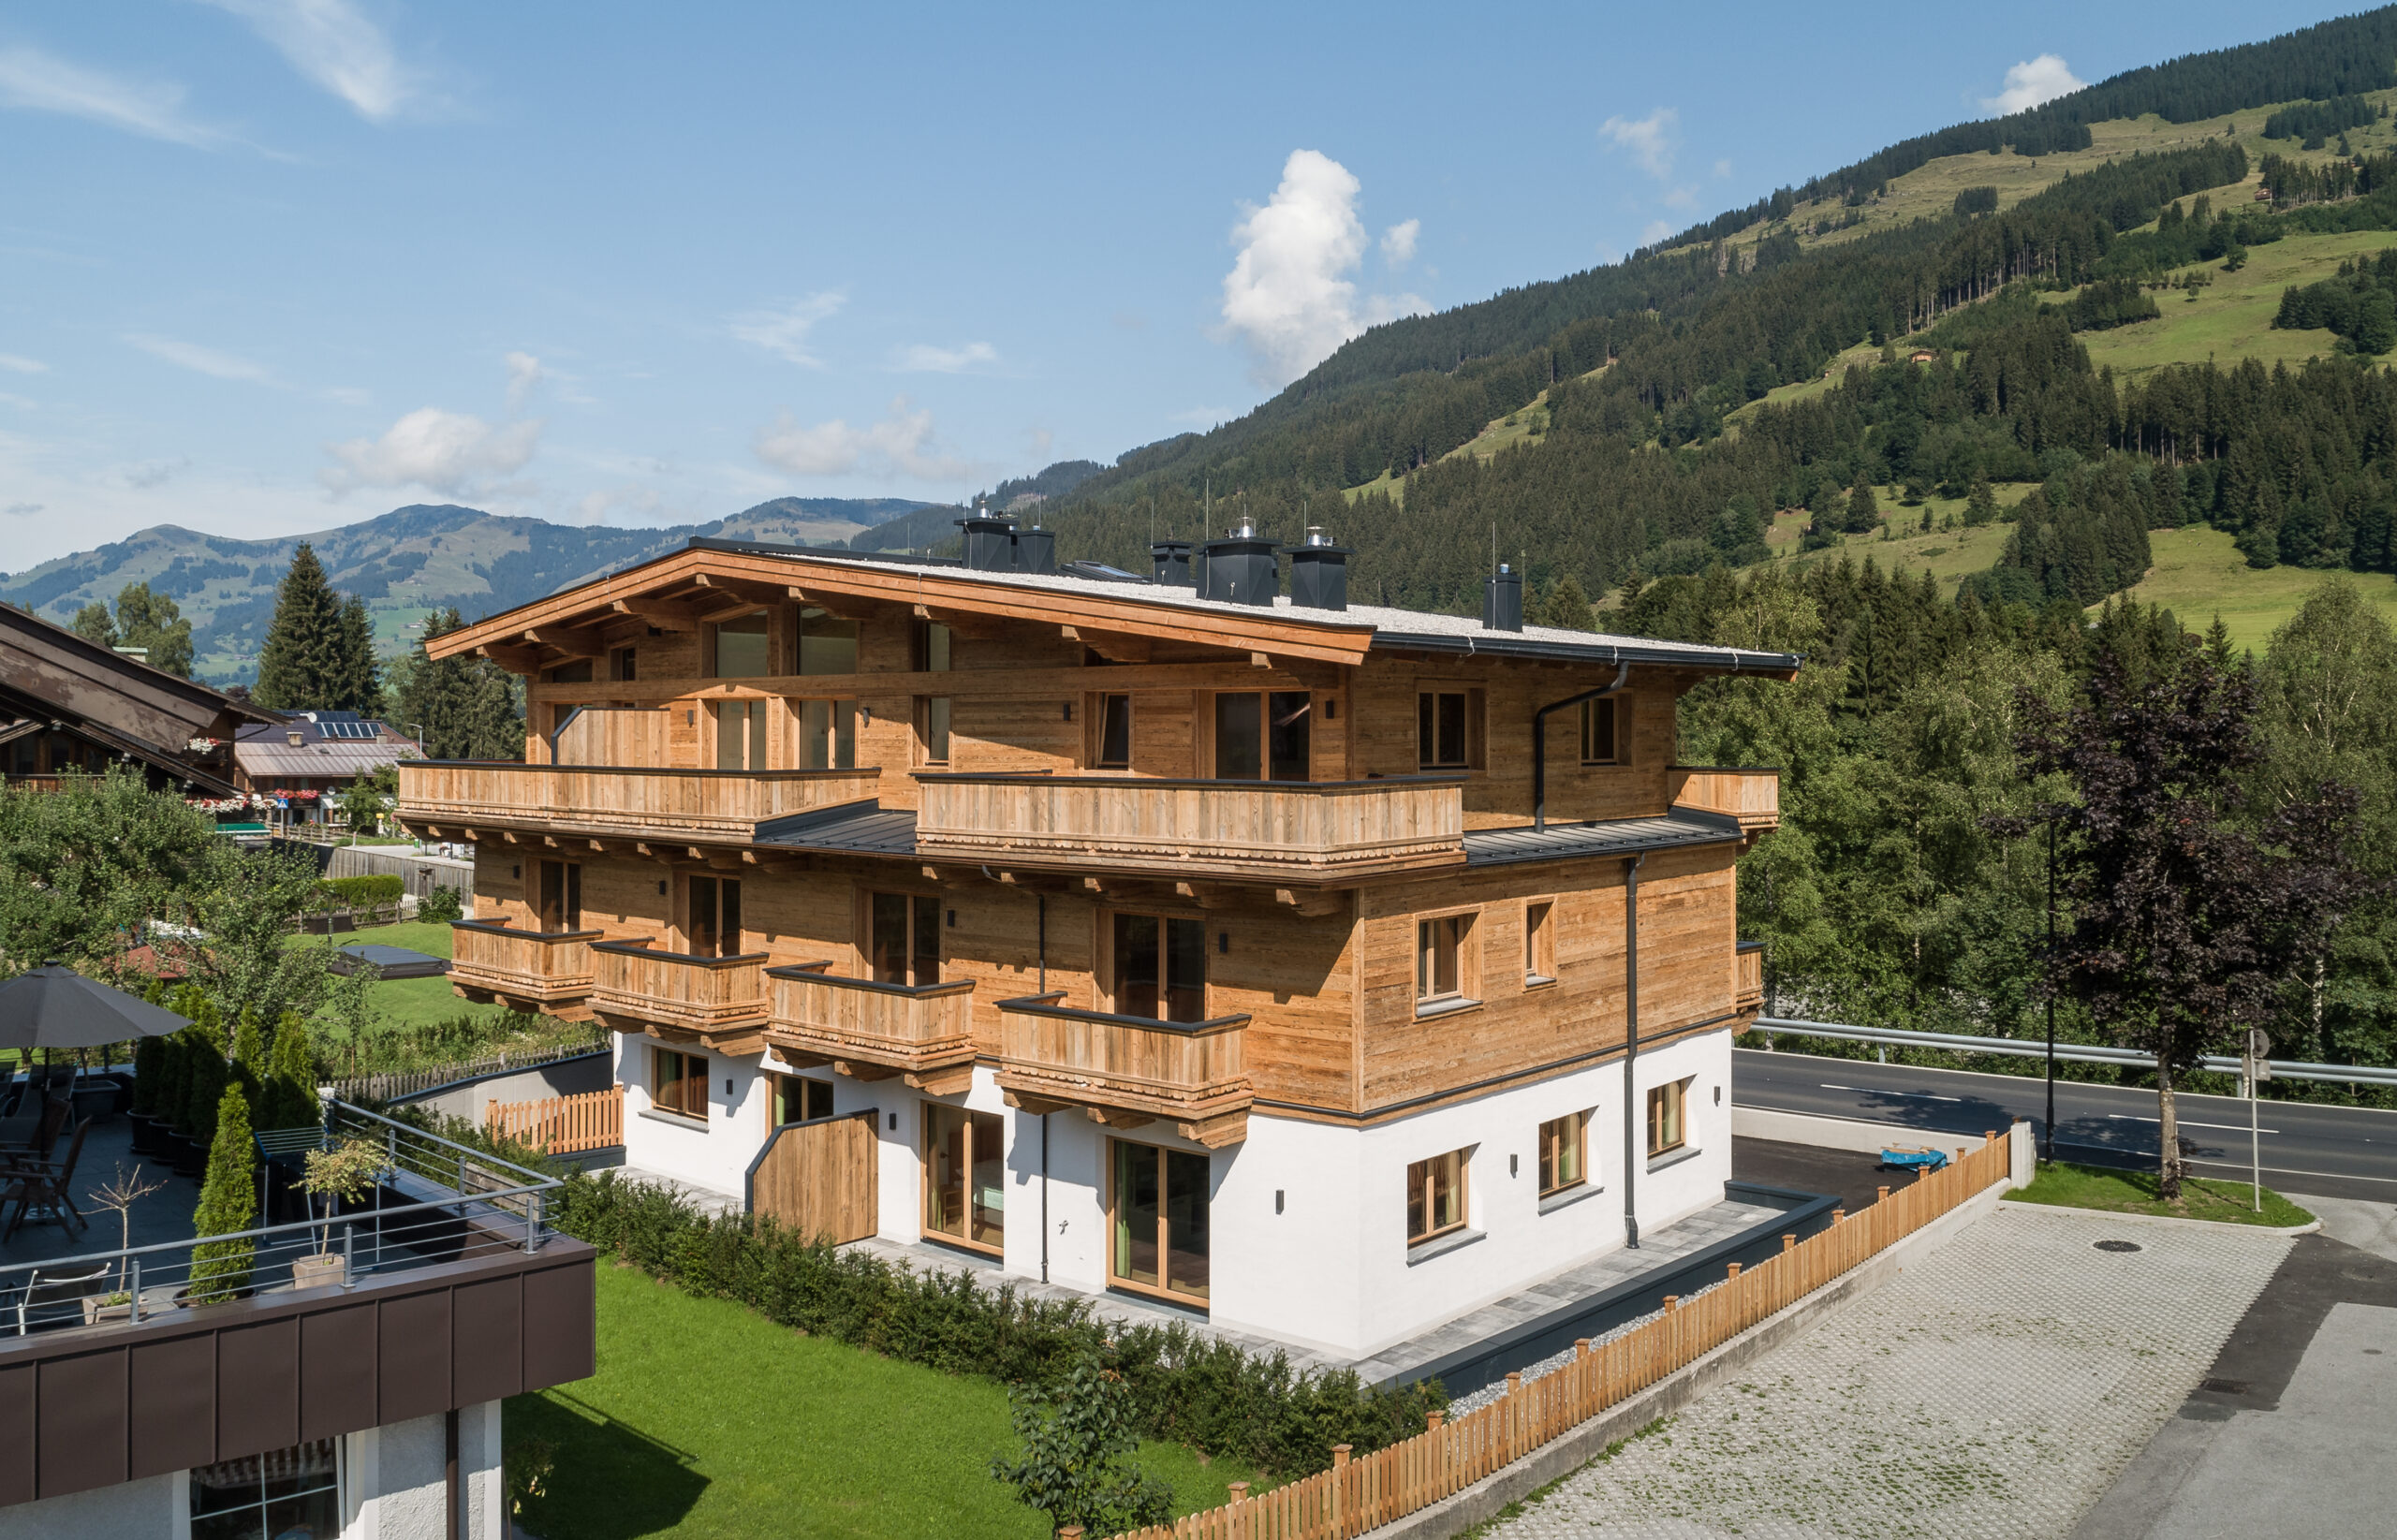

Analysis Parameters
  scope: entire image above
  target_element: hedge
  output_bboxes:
[314,873,404,910]
[547,1171,1446,1477]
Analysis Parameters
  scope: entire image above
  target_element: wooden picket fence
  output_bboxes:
[1102,1128,2014,1540]
[485,1084,624,1153]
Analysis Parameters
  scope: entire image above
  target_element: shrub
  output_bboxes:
[313,873,404,911]
[132,1034,165,1117]
[261,1013,322,1131]
[418,885,463,924]
[991,1350,1175,1534]
[188,1086,257,1302]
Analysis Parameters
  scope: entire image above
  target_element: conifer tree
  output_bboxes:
[230,1008,269,1115]
[254,544,347,711]
[1845,472,1880,534]
[262,1012,321,1131]
[393,609,526,759]
[1537,575,1596,630]
[189,1087,257,1302]
[336,594,384,715]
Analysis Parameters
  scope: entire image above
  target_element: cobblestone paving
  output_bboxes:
[1487,1204,2293,1540]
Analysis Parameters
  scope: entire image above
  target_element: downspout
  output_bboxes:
[1622,853,1645,1248]
[1532,661,1630,830]
[1038,892,1050,1283]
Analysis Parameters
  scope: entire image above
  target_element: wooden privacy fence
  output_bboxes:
[485,1084,624,1153]
[1106,1129,2013,1540]
[747,1108,879,1244]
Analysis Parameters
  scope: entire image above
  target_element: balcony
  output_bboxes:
[589,939,771,1052]
[1736,940,1765,1013]
[1669,766,1782,837]
[913,772,1466,881]
[763,962,979,1096]
[449,918,603,1019]
[397,760,882,845]
[992,994,1252,1148]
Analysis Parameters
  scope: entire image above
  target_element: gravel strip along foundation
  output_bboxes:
[1483,1203,2291,1540]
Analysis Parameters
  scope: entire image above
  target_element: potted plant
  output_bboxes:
[81,1162,167,1325]
[293,1136,382,1289]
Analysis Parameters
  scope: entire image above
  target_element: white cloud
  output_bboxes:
[200,0,417,121]
[752,395,973,481]
[1219,149,1430,389]
[1381,218,1420,267]
[0,46,226,147]
[1600,108,1677,180]
[1983,54,2084,116]
[321,406,542,495]
[893,341,998,374]
[504,350,543,409]
[731,292,846,368]
[0,353,45,374]
[124,333,273,383]
[1640,219,1674,246]
[1662,186,1697,210]
[1713,159,1732,178]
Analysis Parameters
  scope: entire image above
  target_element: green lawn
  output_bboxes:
[510,1263,1263,1540]
[287,920,510,1032]
[2076,226,2397,381]
[2114,526,2397,652]
[2005,1159,2314,1227]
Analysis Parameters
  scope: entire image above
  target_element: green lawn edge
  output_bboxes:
[2003,1159,2315,1227]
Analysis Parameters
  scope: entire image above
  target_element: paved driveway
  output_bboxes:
[1487,1203,2289,1540]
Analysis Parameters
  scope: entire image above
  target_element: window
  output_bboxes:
[715,699,769,770]
[1211,691,1311,780]
[1417,913,1474,1007]
[1406,1148,1469,1244]
[1524,901,1555,984]
[545,659,593,684]
[1094,692,1133,769]
[1112,912,1207,1022]
[797,607,859,674]
[653,1047,707,1120]
[1580,696,1623,764]
[609,644,638,682]
[772,1073,833,1126]
[1418,689,1481,770]
[190,1437,340,1540]
[870,892,940,986]
[1110,1139,1212,1302]
[798,698,857,769]
[917,696,952,764]
[1647,1078,1691,1159]
[925,1105,1004,1252]
[914,619,953,672]
[535,858,581,932]
[686,874,742,957]
[709,610,771,679]
[1538,1111,1587,1197]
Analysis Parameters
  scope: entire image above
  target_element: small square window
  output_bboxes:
[1406,1148,1469,1244]
[653,1046,708,1120]
[1095,692,1132,769]
[1417,913,1473,1005]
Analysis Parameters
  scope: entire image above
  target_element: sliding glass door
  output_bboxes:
[1110,1139,1211,1304]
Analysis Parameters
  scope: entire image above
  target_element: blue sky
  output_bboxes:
[0,1,2352,568]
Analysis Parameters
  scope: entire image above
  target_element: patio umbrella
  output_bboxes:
[0,964,189,1051]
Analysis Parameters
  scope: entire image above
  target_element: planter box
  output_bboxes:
[289,1254,346,1291]
[80,1297,133,1327]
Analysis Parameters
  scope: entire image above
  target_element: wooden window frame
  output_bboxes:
[712,697,771,771]
[1102,907,1211,1023]
[913,619,954,673]
[1416,685,1486,771]
[608,644,638,682]
[1106,1136,1213,1307]
[1089,691,1134,770]
[1580,695,1626,766]
[922,1103,1005,1256]
[1537,1110,1588,1198]
[651,1046,708,1122]
[684,873,743,958]
[915,695,952,766]
[795,697,858,770]
[1415,909,1478,1013]
[769,1071,834,1128]
[1405,1147,1470,1246]
[867,890,941,986]
[1523,900,1556,986]
[1646,1077,1692,1159]
[535,858,581,933]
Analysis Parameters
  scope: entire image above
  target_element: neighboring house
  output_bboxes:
[395,518,1787,1363]
[0,603,267,797]
[232,712,425,826]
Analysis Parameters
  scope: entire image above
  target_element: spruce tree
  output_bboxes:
[1845,473,1880,534]
[253,544,346,711]
[394,609,525,759]
[189,1087,257,1301]
[1537,575,1596,630]
[337,594,384,715]
[230,1008,269,1116]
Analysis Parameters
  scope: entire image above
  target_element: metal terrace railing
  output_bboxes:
[0,1102,566,1338]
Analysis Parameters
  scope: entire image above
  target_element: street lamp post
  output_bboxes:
[2044,817,2057,1166]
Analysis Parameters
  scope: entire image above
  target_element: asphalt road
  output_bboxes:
[1733,1047,2397,1205]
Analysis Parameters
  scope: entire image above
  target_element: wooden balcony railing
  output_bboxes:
[1669,766,1782,836]
[1736,940,1765,1013]
[397,760,881,844]
[449,920,604,1019]
[589,939,770,1051]
[992,994,1252,1148]
[763,963,979,1096]
[913,772,1465,881]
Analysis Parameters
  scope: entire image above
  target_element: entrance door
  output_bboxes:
[750,1109,878,1244]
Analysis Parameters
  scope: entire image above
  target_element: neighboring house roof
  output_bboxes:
[0,602,266,795]
[234,741,423,779]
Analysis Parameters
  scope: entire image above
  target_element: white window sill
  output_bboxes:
[1537,1181,1606,1216]
[1646,1144,1702,1175]
[639,1107,709,1133]
[1415,996,1482,1020]
[1522,974,1556,990]
[1404,1227,1484,1266]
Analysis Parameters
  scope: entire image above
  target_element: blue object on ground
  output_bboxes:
[1879,1146,1949,1171]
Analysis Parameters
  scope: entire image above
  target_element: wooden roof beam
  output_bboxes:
[788,586,879,622]
[522,625,607,658]
[1064,625,1151,664]
[476,643,544,672]
[610,598,702,632]
[917,604,1010,641]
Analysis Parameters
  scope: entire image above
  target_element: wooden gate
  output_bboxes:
[747,1109,879,1244]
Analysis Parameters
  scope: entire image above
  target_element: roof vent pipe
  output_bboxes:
[1014,525,1056,575]
[1199,522,1281,607]
[1483,564,1522,632]
[1284,527,1352,612]
[1149,539,1193,587]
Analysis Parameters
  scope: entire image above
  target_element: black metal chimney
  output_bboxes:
[1014,525,1056,575]
[1483,564,1522,631]
[1149,539,1193,587]
[1198,518,1280,606]
[956,505,1019,572]
[1284,527,1351,611]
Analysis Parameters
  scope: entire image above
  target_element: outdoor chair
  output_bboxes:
[1,1116,93,1240]
[0,1099,69,1164]
[10,1262,110,1336]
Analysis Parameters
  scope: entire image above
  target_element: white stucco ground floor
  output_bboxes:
[617,1025,1735,1363]
[0,1401,506,1540]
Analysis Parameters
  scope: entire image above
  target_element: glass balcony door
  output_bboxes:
[1110,1139,1210,1303]
[924,1105,1004,1254]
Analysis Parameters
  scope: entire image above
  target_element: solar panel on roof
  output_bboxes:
[318,720,381,740]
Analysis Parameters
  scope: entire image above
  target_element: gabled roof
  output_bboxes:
[0,602,265,795]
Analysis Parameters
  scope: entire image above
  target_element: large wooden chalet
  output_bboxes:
[395,516,1790,1358]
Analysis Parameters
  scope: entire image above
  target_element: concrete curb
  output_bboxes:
[2000,1195,2321,1238]
[1362,1180,2014,1540]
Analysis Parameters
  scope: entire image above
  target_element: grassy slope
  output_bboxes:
[511,1263,1263,1540]
[2004,1159,2313,1226]
[2118,526,2397,652]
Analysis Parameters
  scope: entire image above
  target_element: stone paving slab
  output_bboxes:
[1486,1204,2292,1540]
